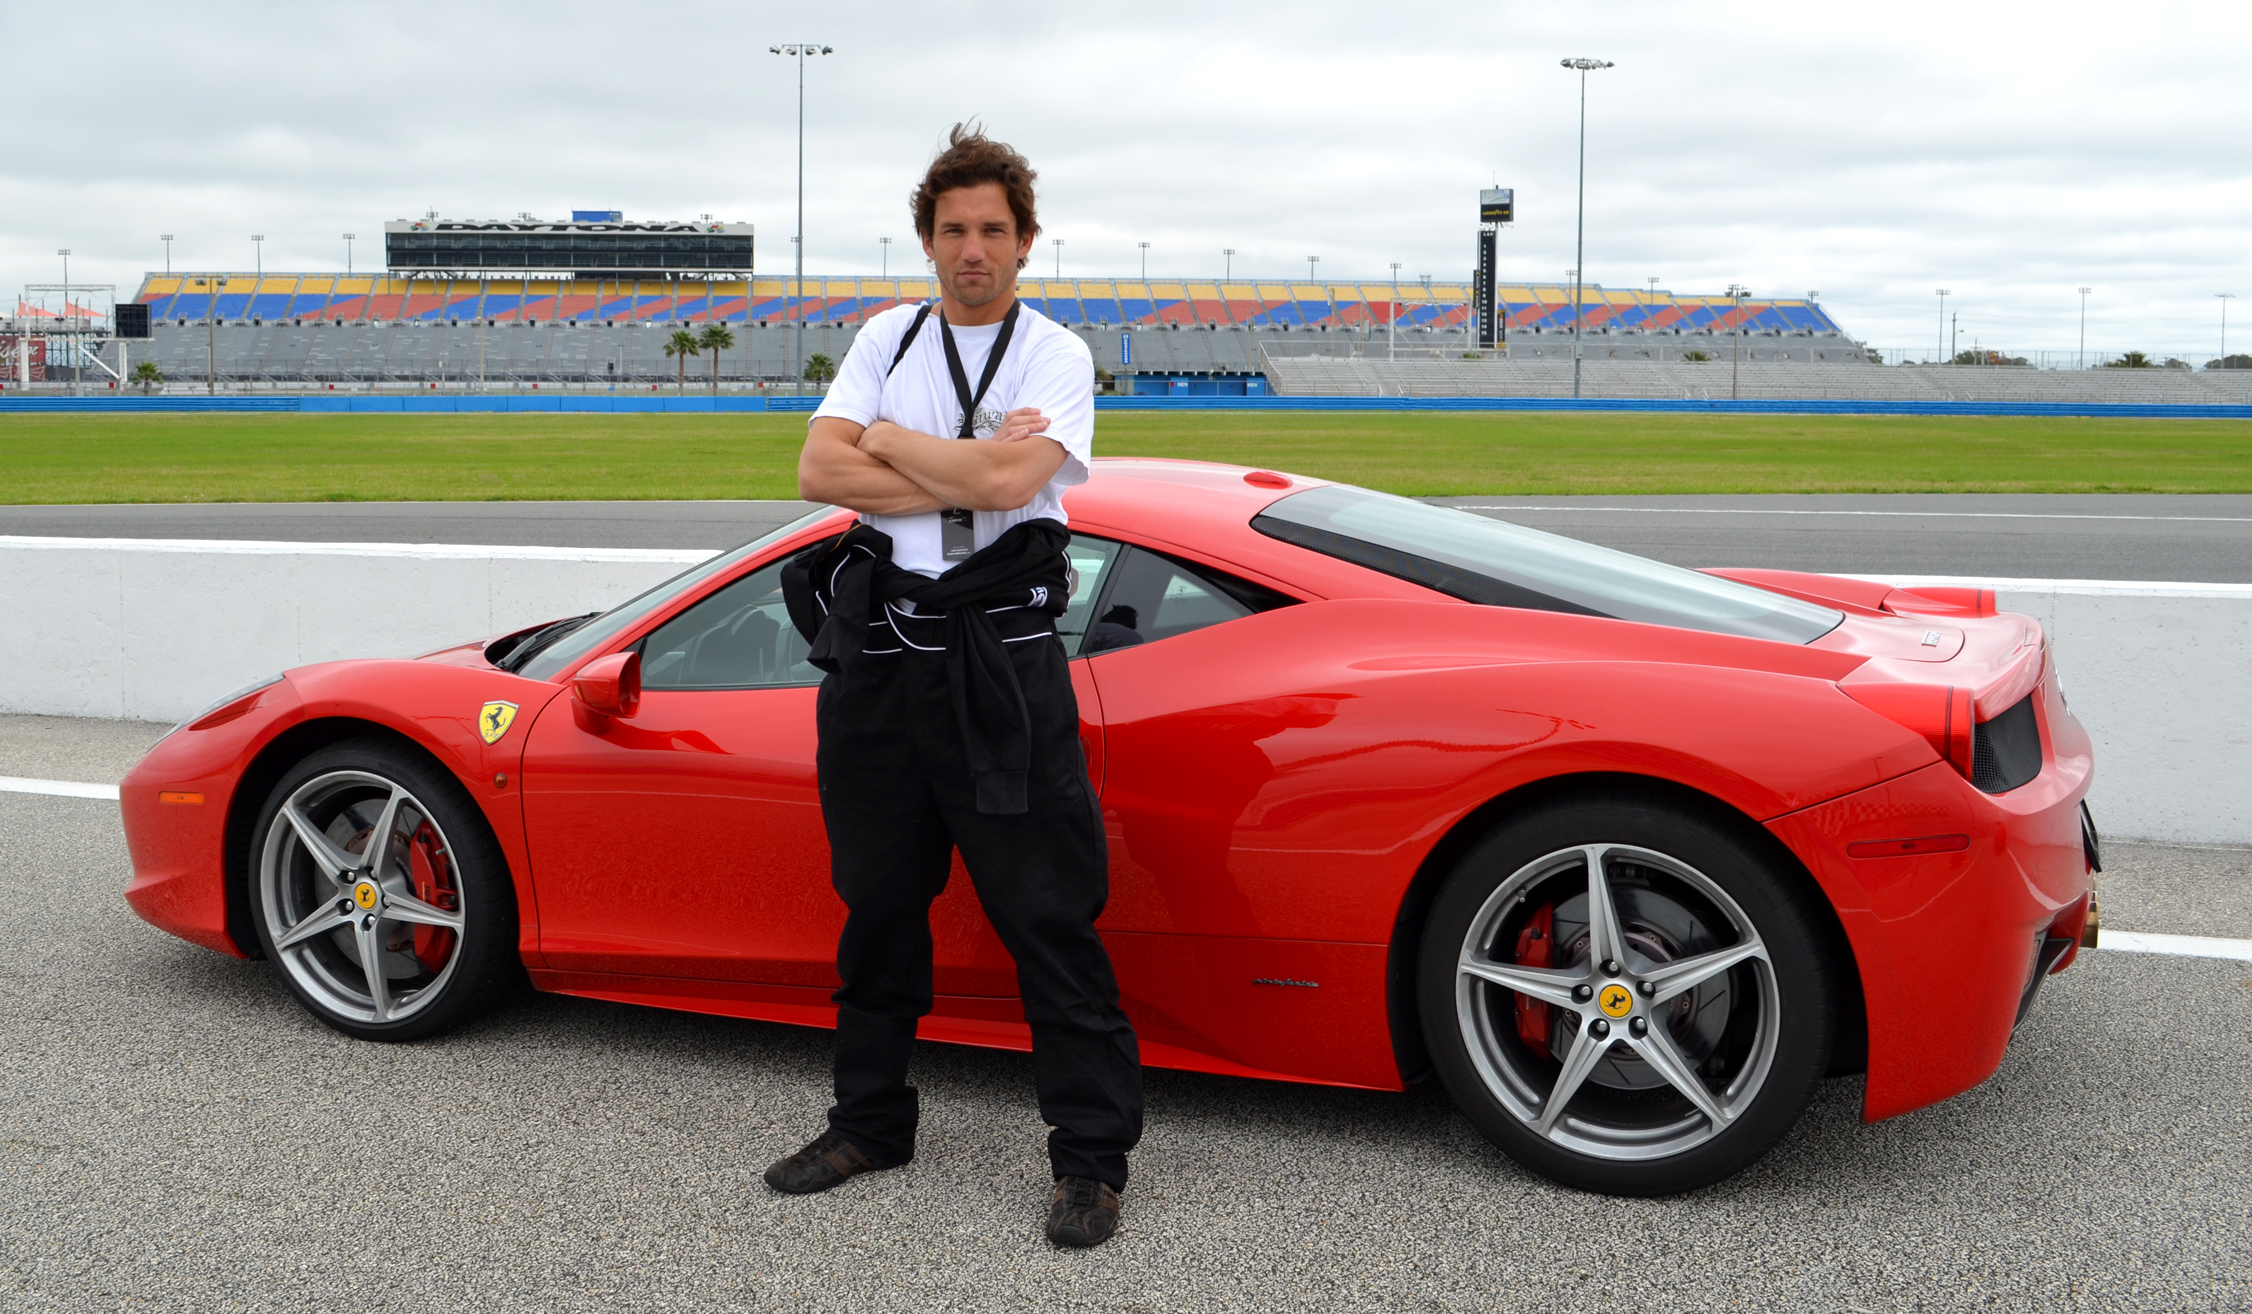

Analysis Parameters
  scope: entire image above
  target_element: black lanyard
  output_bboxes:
[937,300,1020,438]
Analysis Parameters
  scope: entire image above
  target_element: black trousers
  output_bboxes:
[814,629,1144,1188]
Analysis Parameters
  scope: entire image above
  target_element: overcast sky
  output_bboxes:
[4,0,2246,356]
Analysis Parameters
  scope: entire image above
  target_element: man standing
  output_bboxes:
[767,125,1142,1248]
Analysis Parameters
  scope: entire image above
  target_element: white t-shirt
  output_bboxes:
[812,300,1094,578]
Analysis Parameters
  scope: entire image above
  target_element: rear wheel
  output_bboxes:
[1417,793,1837,1195]
[249,739,520,1041]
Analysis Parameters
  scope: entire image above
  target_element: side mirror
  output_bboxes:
[572,650,642,722]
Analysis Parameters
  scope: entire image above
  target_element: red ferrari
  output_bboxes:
[120,459,2099,1195]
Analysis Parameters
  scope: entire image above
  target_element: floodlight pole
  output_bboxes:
[192,277,215,394]
[57,249,73,394]
[1138,242,1150,281]
[344,234,355,277]
[252,235,263,279]
[771,42,833,395]
[1727,283,1747,400]
[2219,293,2235,364]
[1562,58,1613,399]
[1389,262,1402,361]
[2077,288,2091,369]
[161,235,174,276]
[879,236,891,276]
[1934,289,1949,364]
[1223,248,1235,281]
[1053,239,1064,279]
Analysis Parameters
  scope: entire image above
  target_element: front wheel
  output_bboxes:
[249,738,521,1041]
[1417,794,1839,1195]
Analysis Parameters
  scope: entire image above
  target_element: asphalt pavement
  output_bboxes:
[3,717,2249,1312]
[5,493,2250,582]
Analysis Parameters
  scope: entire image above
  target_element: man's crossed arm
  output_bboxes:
[798,409,1069,515]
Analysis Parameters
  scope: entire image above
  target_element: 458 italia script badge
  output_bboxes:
[479,701,519,745]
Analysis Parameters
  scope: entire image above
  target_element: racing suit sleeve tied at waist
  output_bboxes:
[783,519,1073,815]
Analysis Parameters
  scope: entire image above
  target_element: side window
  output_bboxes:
[1056,535,1124,657]
[1085,545,1296,653]
[638,562,817,690]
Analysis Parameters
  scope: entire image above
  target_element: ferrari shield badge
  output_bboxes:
[478,701,519,745]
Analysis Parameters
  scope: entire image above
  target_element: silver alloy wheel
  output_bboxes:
[1453,843,1780,1162]
[258,769,468,1025]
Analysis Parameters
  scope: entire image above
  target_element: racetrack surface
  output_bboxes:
[3,719,2249,1312]
[5,492,2249,582]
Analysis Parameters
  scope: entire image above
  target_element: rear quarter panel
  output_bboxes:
[1089,603,1931,923]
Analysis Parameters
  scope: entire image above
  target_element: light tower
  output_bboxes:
[770,41,834,393]
[1560,57,1613,396]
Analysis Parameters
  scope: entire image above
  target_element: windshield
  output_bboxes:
[516,508,841,680]
[1253,485,1843,645]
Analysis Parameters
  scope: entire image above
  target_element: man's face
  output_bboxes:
[923,182,1034,309]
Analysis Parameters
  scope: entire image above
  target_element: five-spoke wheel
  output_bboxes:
[1420,793,1838,1195]
[251,739,519,1041]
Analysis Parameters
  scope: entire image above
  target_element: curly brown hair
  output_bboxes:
[911,123,1039,264]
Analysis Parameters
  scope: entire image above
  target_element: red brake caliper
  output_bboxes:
[1514,903,1554,1058]
[408,823,459,971]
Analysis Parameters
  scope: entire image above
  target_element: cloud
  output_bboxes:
[2,0,2245,354]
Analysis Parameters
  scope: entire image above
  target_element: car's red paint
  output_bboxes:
[118,458,2095,1120]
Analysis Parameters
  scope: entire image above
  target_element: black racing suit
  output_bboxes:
[782,518,1144,1188]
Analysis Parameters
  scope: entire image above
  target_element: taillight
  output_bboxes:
[1842,683,1975,779]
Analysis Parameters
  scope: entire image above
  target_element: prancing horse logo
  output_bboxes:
[479,701,519,745]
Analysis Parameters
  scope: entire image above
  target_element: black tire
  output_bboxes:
[247,737,521,1042]
[1416,789,1838,1195]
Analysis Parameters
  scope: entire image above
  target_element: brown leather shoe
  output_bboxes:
[762,1130,898,1195]
[1045,1176,1122,1247]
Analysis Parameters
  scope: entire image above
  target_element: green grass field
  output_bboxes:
[2,411,2248,503]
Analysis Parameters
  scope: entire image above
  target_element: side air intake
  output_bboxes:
[1971,693,2042,794]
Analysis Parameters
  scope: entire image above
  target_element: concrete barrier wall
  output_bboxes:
[0,537,712,723]
[0,537,2241,844]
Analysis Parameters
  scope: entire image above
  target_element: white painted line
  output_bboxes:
[2097,931,2252,963]
[0,535,717,565]
[1451,505,2252,524]
[0,776,121,801]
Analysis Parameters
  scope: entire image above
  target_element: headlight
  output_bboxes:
[157,675,284,744]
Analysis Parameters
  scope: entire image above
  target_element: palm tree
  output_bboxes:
[131,361,164,394]
[803,352,837,386]
[698,323,735,393]
[664,329,700,392]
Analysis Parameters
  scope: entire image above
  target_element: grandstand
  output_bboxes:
[129,272,1841,336]
[104,272,1857,387]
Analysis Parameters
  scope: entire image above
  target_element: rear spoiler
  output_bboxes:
[1702,568,1996,620]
